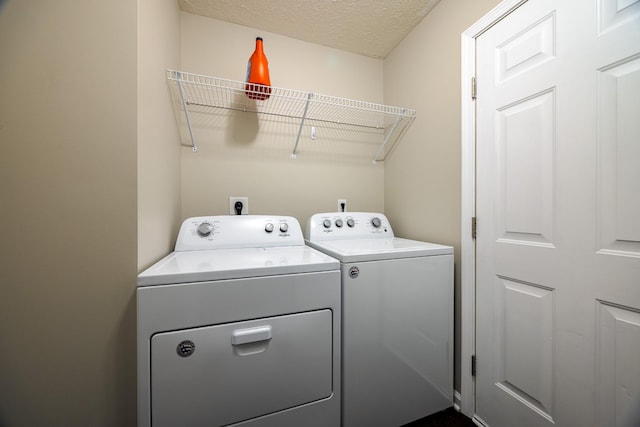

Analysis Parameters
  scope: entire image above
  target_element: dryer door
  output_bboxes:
[151,309,332,427]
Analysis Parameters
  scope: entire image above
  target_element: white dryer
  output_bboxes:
[305,212,454,427]
[137,215,341,427]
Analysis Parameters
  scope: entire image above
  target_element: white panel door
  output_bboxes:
[475,0,640,426]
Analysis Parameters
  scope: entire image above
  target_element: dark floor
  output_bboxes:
[401,407,476,427]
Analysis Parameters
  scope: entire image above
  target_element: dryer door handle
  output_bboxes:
[231,325,272,345]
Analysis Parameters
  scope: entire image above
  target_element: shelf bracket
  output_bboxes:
[176,71,198,152]
[372,112,403,164]
[292,92,314,159]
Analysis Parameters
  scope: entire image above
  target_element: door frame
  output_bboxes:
[459,0,528,420]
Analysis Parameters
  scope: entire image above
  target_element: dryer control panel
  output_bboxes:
[305,212,394,241]
[176,215,304,251]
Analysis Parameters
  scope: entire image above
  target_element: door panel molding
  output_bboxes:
[496,12,556,84]
[496,88,555,246]
[500,278,555,418]
[596,300,640,426]
[597,0,640,35]
[597,53,640,258]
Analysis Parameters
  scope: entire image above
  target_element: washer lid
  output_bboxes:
[138,245,339,286]
[306,237,453,263]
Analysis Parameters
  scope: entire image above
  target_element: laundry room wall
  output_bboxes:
[179,13,385,223]
[0,0,138,425]
[138,0,182,270]
[383,0,502,394]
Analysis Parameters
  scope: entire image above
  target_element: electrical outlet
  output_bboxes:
[229,197,249,215]
[338,199,347,213]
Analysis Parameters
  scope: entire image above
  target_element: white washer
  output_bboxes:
[305,212,454,427]
[137,215,341,427]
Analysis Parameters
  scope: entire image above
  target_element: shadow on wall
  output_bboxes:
[229,97,259,145]
[111,290,138,423]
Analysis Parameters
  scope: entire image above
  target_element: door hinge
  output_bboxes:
[472,355,477,377]
[471,77,477,100]
[471,217,477,239]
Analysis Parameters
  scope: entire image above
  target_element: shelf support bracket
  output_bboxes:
[373,112,402,164]
[176,71,198,152]
[292,92,314,159]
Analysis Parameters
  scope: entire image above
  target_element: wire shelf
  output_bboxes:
[166,69,416,162]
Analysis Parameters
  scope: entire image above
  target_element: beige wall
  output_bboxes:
[138,0,182,270]
[0,1,138,426]
[383,0,502,392]
[179,13,385,223]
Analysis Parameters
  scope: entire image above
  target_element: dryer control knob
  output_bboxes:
[265,223,274,233]
[335,219,343,228]
[371,217,382,228]
[279,223,288,233]
[347,218,355,228]
[197,222,213,236]
[323,219,332,229]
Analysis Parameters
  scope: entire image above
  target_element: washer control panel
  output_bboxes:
[305,212,394,241]
[175,215,304,251]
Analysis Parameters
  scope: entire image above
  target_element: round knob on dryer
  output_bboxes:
[197,222,213,236]
[280,223,288,233]
[335,219,343,228]
[371,217,382,228]
[347,218,355,228]
[265,223,274,233]
[323,219,332,229]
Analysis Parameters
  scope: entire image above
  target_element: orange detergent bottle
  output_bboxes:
[245,37,272,100]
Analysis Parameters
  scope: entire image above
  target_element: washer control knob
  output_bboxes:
[335,219,343,228]
[197,222,213,236]
[280,223,288,233]
[323,219,332,229]
[265,223,274,233]
[347,218,355,228]
[371,217,382,228]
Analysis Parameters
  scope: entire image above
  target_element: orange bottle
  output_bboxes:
[245,37,272,100]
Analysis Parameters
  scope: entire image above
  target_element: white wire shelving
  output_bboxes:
[166,69,416,163]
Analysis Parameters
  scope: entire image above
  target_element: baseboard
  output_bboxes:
[454,390,462,411]
[453,392,488,426]
[473,414,489,426]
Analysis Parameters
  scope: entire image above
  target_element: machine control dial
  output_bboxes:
[279,223,288,233]
[347,218,355,228]
[335,219,343,228]
[265,223,274,233]
[323,219,332,229]
[197,222,213,236]
[371,217,382,228]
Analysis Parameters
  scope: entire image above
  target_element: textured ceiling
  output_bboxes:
[178,0,441,59]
